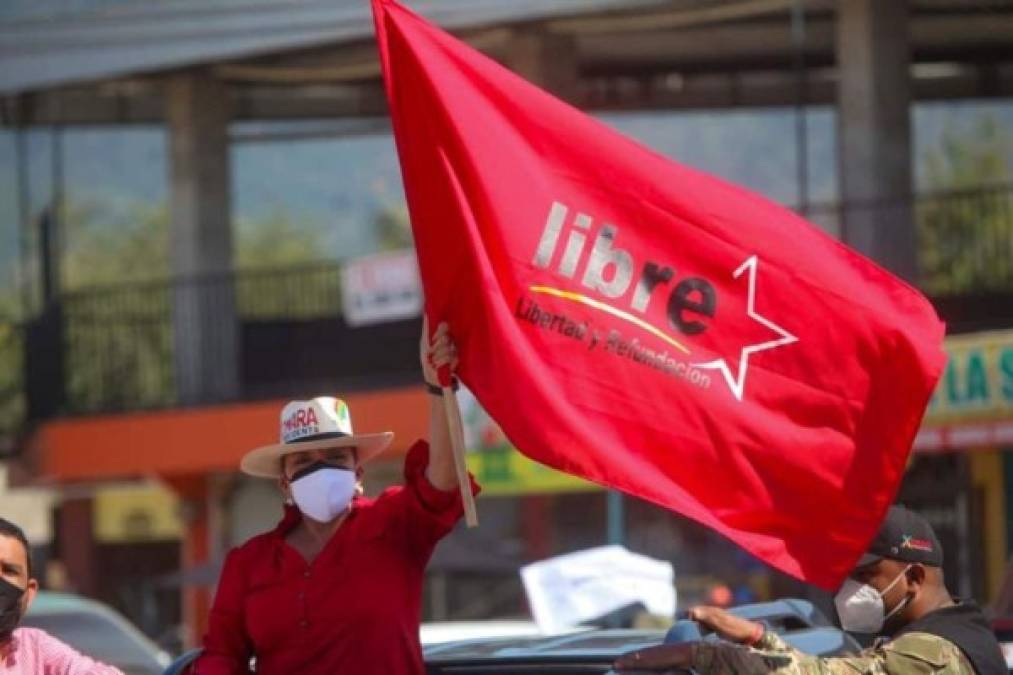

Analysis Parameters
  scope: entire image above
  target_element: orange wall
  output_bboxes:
[29,388,430,482]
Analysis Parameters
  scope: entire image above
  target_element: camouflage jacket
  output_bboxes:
[692,630,976,675]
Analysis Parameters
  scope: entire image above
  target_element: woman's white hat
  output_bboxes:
[240,396,393,478]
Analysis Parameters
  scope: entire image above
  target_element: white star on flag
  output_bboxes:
[694,255,799,401]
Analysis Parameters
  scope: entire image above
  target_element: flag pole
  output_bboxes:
[441,385,479,527]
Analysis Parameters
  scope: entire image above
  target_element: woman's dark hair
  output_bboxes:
[0,518,32,579]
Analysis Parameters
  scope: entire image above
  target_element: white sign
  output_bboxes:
[521,545,676,634]
[340,250,422,327]
[0,465,56,544]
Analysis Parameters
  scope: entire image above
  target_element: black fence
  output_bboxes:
[4,183,1012,446]
[806,183,1013,295]
[915,184,1013,295]
[52,263,351,415]
[29,264,421,422]
[0,318,24,453]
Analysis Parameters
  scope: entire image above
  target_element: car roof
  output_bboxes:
[27,591,115,615]
[425,599,861,663]
[23,591,170,672]
[425,628,666,660]
[425,626,858,660]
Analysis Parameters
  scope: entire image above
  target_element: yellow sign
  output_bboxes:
[460,388,598,496]
[466,446,598,496]
[925,329,1013,425]
[94,485,182,543]
[460,330,1013,488]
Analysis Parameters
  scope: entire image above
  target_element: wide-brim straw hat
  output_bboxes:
[240,396,393,478]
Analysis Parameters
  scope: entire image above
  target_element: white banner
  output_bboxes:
[521,545,676,634]
[340,249,422,327]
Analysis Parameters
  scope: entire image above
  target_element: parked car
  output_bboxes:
[22,591,172,675]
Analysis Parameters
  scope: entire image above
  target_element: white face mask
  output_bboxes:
[289,464,357,523]
[834,565,912,634]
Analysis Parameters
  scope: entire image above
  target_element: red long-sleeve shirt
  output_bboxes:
[194,440,477,675]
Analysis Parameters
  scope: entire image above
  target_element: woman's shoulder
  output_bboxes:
[227,506,299,561]
[349,486,407,532]
[358,485,407,514]
[228,527,281,562]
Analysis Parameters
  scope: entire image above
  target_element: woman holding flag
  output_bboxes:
[191,322,477,675]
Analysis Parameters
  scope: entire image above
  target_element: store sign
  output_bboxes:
[340,250,422,327]
[466,447,598,496]
[0,467,55,544]
[460,389,597,496]
[459,329,1013,460]
[927,329,1013,420]
[94,486,182,543]
[917,329,1013,452]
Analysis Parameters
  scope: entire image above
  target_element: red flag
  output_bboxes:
[372,0,946,589]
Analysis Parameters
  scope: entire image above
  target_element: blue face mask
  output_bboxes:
[0,576,24,640]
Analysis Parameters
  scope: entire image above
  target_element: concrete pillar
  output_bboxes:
[165,474,212,649]
[166,71,239,405]
[508,30,579,103]
[836,0,916,281]
[57,497,97,596]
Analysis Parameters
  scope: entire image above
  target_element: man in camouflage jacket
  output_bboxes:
[616,506,1006,675]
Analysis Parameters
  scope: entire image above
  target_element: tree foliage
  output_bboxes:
[7,197,338,428]
[373,204,413,252]
[918,115,1013,295]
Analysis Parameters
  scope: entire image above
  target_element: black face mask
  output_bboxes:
[290,460,349,483]
[0,577,24,640]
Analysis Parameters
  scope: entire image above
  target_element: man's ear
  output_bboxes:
[22,579,38,613]
[907,564,926,592]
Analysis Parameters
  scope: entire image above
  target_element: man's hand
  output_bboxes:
[687,606,763,645]
[614,643,694,672]
[421,318,458,385]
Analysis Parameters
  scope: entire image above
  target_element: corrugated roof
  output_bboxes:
[0,0,666,94]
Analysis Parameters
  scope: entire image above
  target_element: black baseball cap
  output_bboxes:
[856,505,944,568]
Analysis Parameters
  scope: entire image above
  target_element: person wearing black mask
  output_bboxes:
[0,517,124,673]
[616,506,1006,675]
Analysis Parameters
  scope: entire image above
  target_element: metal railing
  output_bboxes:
[914,184,1013,295]
[805,183,1013,295]
[3,183,1012,443]
[52,264,349,415]
[0,319,24,453]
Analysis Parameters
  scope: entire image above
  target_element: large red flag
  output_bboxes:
[372,0,946,589]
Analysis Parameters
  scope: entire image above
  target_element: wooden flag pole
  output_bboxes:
[442,385,479,527]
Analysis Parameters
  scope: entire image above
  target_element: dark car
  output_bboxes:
[161,599,860,675]
[423,599,861,675]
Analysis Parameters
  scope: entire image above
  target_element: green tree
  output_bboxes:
[373,204,413,251]
[42,198,334,416]
[235,209,329,270]
[234,209,339,320]
[0,308,23,447]
[918,114,1013,294]
[63,198,170,288]
[61,200,331,287]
